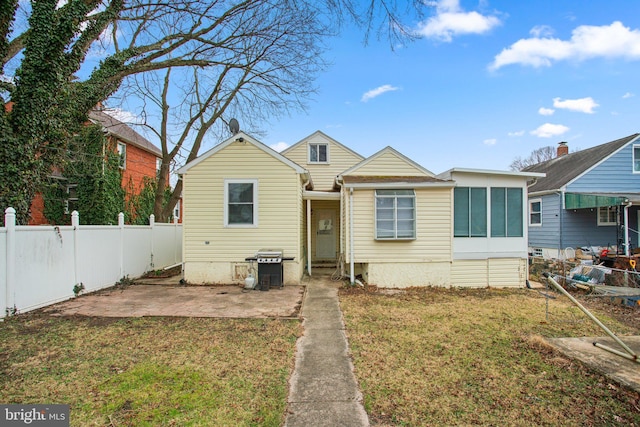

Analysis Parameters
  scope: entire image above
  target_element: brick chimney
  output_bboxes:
[557,141,568,157]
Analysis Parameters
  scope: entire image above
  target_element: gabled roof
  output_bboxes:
[340,146,435,177]
[525,134,640,193]
[88,109,162,157]
[176,131,308,175]
[281,130,365,161]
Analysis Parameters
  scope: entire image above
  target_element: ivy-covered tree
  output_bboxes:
[42,124,125,225]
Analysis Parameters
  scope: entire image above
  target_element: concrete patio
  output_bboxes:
[44,279,304,318]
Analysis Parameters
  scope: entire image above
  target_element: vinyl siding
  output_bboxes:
[347,187,451,263]
[528,193,561,249]
[349,151,431,176]
[182,140,301,264]
[451,258,525,288]
[283,134,362,191]
[562,209,618,248]
[568,143,640,192]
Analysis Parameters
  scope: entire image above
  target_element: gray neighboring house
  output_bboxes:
[524,134,640,259]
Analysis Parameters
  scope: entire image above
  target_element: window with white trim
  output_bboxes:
[173,200,180,220]
[634,145,640,173]
[309,143,328,163]
[491,187,523,237]
[224,179,258,227]
[529,198,542,226]
[117,142,126,169]
[375,189,416,240]
[597,206,617,226]
[454,187,487,237]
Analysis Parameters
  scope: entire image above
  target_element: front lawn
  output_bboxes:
[0,315,300,426]
[340,286,640,426]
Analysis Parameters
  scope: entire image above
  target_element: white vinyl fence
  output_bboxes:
[1,207,182,319]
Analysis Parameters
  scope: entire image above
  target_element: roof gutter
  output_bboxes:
[335,176,355,285]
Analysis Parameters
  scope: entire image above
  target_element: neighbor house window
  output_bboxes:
[491,187,523,237]
[597,206,617,226]
[173,200,180,220]
[454,187,487,237]
[375,189,415,239]
[117,142,126,169]
[65,184,78,215]
[634,145,640,173]
[224,179,258,227]
[529,198,542,226]
[309,143,328,163]
[156,157,162,174]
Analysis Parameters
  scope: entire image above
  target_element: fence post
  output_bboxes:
[71,211,79,289]
[4,208,16,318]
[149,214,155,271]
[174,215,178,265]
[119,212,125,279]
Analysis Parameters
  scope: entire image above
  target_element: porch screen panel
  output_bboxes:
[506,188,523,237]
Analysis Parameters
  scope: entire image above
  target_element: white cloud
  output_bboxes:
[483,138,497,146]
[104,108,142,124]
[508,130,525,137]
[270,142,289,152]
[530,25,554,38]
[553,97,599,113]
[623,92,635,98]
[538,107,555,116]
[361,84,399,102]
[530,123,570,138]
[416,0,501,42]
[490,21,640,70]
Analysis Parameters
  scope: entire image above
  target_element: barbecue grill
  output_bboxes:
[255,249,283,290]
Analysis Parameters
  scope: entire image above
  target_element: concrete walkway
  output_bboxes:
[285,274,369,427]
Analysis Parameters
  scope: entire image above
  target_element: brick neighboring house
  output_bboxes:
[29,109,164,225]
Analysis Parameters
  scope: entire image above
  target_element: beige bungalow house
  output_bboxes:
[177,130,543,288]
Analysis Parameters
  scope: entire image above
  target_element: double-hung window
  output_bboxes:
[224,179,258,227]
[375,189,416,239]
[454,187,487,237]
[491,187,523,237]
[529,199,542,226]
[597,206,617,226]
[117,142,126,169]
[309,143,328,163]
[634,145,640,173]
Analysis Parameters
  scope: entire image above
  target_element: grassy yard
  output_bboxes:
[340,286,640,426]
[0,315,301,426]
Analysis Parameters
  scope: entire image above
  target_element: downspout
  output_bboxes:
[558,191,564,258]
[624,200,632,257]
[303,175,311,276]
[350,187,355,285]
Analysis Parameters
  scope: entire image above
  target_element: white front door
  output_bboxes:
[316,209,337,260]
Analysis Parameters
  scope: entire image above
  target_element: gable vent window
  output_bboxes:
[634,145,640,173]
[375,189,416,240]
[309,143,328,163]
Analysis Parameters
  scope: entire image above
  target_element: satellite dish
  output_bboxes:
[229,118,240,135]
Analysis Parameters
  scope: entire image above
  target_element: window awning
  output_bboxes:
[564,192,628,209]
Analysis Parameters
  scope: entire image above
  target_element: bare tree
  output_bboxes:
[510,146,556,171]
[113,0,327,221]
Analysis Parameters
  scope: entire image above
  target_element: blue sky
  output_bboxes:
[259,0,640,173]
